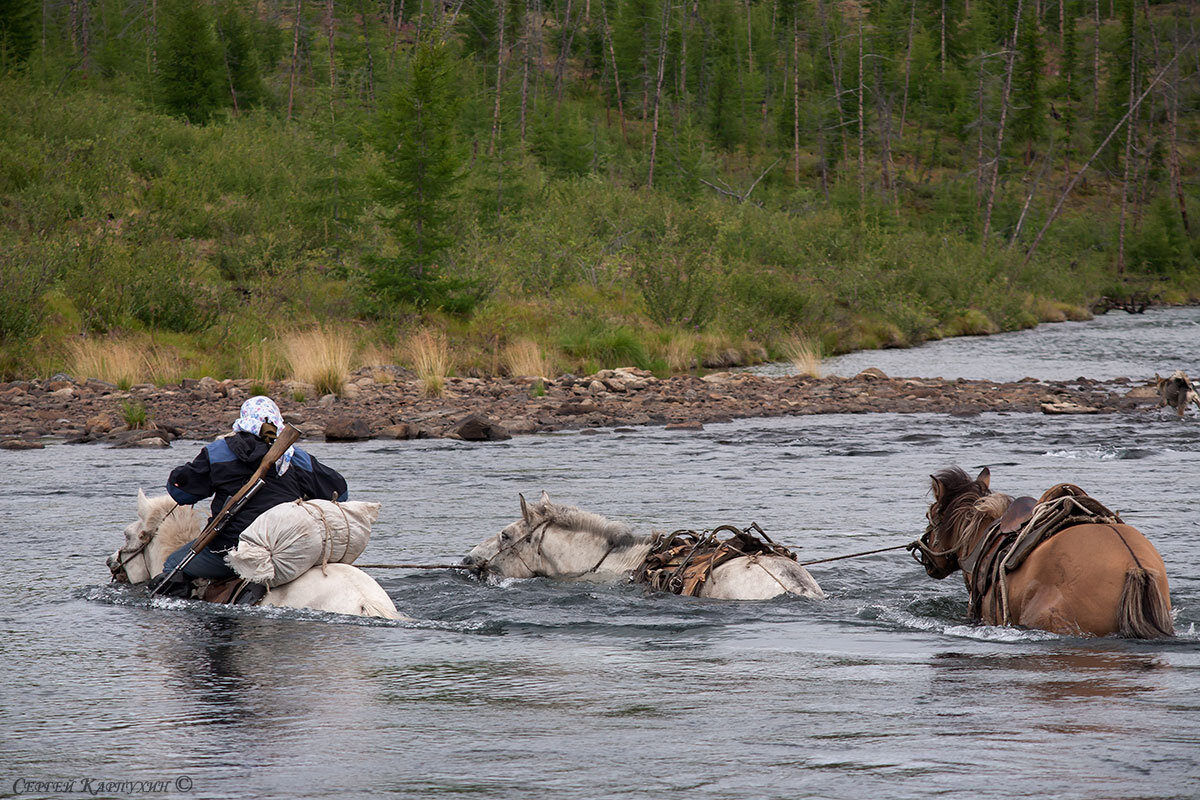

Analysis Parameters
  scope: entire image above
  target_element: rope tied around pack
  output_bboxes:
[632,522,799,597]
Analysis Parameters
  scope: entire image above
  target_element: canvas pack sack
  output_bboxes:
[224,499,380,587]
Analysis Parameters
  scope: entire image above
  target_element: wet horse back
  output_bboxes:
[702,556,825,600]
[1005,523,1170,635]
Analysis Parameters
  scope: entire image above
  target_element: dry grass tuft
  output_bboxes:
[143,345,185,386]
[282,328,353,396]
[68,339,144,389]
[503,339,551,379]
[664,334,697,373]
[409,329,450,396]
[241,338,284,393]
[783,336,823,378]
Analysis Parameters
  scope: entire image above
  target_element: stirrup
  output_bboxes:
[232,580,268,605]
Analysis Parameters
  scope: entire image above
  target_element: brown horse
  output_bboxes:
[911,467,1173,638]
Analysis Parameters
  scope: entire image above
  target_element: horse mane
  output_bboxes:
[539,501,642,548]
[141,493,204,553]
[931,467,1013,557]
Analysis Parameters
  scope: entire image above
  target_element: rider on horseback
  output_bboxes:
[150,396,348,601]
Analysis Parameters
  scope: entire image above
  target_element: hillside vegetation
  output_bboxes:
[1,0,1197,382]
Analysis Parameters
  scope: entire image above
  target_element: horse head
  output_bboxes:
[911,466,998,579]
[462,491,640,579]
[107,490,203,584]
[462,491,555,578]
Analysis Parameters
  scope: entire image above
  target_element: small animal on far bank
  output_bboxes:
[1156,370,1200,418]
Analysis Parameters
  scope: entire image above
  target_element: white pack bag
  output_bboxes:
[224,499,381,587]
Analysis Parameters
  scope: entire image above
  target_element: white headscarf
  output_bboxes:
[232,396,293,475]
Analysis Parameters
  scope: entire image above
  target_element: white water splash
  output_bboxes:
[1041,445,1123,461]
[862,604,1060,642]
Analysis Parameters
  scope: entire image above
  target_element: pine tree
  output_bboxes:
[0,0,37,71]
[216,1,265,111]
[158,0,226,122]
[371,31,465,307]
[1009,0,1044,163]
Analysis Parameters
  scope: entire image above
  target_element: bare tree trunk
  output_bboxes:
[326,0,339,228]
[940,0,946,73]
[879,84,898,215]
[982,0,1024,249]
[1058,0,1065,52]
[857,18,865,206]
[746,0,753,73]
[489,0,506,156]
[288,0,304,121]
[1168,39,1190,233]
[1023,35,1195,266]
[554,0,575,104]
[150,0,157,74]
[646,0,671,188]
[359,0,376,104]
[1009,138,1053,245]
[816,0,848,167]
[389,0,406,69]
[520,0,532,141]
[1117,29,1137,274]
[975,55,987,205]
[1093,0,1101,119]
[600,0,627,139]
[793,14,801,185]
[900,0,916,136]
[217,16,241,113]
[76,0,91,75]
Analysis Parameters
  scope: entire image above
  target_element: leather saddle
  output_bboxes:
[195,577,267,605]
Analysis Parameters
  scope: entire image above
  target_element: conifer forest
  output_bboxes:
[0,0,1198,379]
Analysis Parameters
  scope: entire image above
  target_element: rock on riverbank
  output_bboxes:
[0,367,1166,447]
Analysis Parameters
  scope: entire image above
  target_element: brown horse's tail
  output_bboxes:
[1117,568,1174,638]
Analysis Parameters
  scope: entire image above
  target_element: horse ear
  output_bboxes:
[976,467,991,490]
[137,488,150,518]
[930,474,944,500]
[539,490,551,507]
[519,493,531,525]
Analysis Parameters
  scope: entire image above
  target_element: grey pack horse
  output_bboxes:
[463,492,825,600]
[108,490,406,620]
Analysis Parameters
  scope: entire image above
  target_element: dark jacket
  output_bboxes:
[167,432,349,550]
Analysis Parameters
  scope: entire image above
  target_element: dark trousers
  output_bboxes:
[162,540,238,580]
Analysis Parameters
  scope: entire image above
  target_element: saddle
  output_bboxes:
[633,523,798,597]
[193,577,267,605]
[961,484,1123,623]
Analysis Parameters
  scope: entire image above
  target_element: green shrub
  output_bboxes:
[557,320,651,371]
[120,401,148,429]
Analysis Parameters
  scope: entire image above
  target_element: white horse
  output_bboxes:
[463,492,825,600]
[107,490,407,620]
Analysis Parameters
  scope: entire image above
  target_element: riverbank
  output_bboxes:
[0,366,1168,450]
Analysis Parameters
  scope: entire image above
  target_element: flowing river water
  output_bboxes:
[2,308,1198,800]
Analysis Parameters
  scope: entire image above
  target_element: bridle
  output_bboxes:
[906,518,961,573]
[474,518,553,578]
[475,517,620,579]
[109,504,178,583]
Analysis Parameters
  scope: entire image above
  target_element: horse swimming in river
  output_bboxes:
[108,490,406,620]
[463,492,824,600]
[910,467,1172,638]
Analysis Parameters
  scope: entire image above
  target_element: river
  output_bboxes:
[1,309,1198,800]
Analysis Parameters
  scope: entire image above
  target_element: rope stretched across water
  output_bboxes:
[354,542,913,571]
